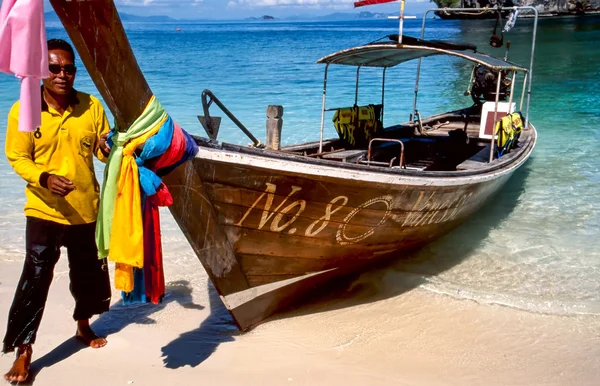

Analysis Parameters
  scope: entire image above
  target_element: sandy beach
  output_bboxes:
[1,211,599,386]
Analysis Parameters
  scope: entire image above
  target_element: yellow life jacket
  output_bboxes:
[494,111,524,157]
[332,104,380,148]
[332,106,357,146]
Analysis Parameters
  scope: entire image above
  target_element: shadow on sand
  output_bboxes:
[160,280,239,369]
[23,160,531,380]
[25,279,209,384]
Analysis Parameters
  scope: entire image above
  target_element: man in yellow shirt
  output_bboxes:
[3,39,112,383]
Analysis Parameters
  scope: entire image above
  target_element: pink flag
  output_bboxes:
[354,0,397,8]
[0,0,48,132]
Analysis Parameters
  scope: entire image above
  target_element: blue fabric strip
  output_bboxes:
[136,116,175,196]
[121,268,147,304]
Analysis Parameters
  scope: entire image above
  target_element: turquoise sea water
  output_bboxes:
[1,16,599,316]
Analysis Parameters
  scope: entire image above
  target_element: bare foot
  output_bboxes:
[76,319,107,349]
[3,344,32,384]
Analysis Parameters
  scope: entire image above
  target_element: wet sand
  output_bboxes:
[1,219,600,386]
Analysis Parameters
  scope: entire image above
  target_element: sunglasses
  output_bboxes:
[48,64,77,75]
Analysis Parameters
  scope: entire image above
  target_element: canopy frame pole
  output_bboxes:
[319,64,330,154]
[524,7,539,129]
[519,73,527,112]
[489,72,503,163]
[507,71,517,113]
[411,9,430,122]
[381,67,387,126]
[355,66,361,105]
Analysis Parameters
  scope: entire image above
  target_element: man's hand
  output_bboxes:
[99,133,111,157]
[47,175,76,197]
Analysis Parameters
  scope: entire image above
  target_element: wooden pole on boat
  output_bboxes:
[398,0,406,44]
[266,105,283,151]
[49,0,153,131]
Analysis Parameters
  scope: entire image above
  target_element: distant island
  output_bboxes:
[246,15,276,21]
[44,10,420,23]
[43,2,600,23]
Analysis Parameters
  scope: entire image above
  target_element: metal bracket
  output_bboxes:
[197,115,222,140]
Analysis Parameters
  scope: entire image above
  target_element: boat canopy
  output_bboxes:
[317,41,528,72]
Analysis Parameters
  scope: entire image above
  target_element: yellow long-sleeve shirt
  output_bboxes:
[5,91,110,225]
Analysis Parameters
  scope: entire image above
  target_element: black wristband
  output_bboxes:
[39,172,51,189]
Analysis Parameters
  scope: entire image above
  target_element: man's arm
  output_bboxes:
[92,97,111,162]
[5,109,45,187]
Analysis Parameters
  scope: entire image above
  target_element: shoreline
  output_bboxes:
[2,244,599,385]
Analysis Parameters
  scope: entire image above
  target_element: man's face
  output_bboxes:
[43,49,76,95]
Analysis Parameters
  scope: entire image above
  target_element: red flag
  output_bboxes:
[354,0,397,7]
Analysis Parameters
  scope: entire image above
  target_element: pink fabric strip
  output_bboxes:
[0,0,48,132]
[19,76,42,134]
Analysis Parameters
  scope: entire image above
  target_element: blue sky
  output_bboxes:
[43,0,432,20]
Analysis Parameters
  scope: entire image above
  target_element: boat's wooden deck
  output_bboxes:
[278,109,532,173]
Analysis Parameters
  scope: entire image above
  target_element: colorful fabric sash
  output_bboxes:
[97,96,198,300]
[96,95,167,258]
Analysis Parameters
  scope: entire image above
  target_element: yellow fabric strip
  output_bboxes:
[108,116,166,291]
[114,263,134,293]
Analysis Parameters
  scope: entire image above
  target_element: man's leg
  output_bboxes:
[3,217,63,382]
[64,222,111,348]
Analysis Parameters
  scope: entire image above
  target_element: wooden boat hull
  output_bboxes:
[163,128,536,330]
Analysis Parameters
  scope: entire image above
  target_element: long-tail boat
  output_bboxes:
[50,1,539,330]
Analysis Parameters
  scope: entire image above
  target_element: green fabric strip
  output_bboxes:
[96,97,168,258]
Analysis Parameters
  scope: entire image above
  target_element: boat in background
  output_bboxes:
[433,4,514,20]
[50,1,538,330]
[433,1,599,19]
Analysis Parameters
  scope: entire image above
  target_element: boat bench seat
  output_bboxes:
[456,144,492,170]
[322,149,367,163]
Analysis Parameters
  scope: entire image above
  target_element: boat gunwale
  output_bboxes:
[189,124,536,187]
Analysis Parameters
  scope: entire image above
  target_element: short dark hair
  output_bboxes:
[47,39,76,62]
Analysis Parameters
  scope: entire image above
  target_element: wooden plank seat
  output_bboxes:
[321,149,367,163]
[456,144,492,170]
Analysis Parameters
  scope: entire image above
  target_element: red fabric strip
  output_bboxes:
[143,194,166,304]
[146,122,186,171]
[354,0,397,7]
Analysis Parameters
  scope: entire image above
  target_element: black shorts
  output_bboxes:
[2,217,111,353]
